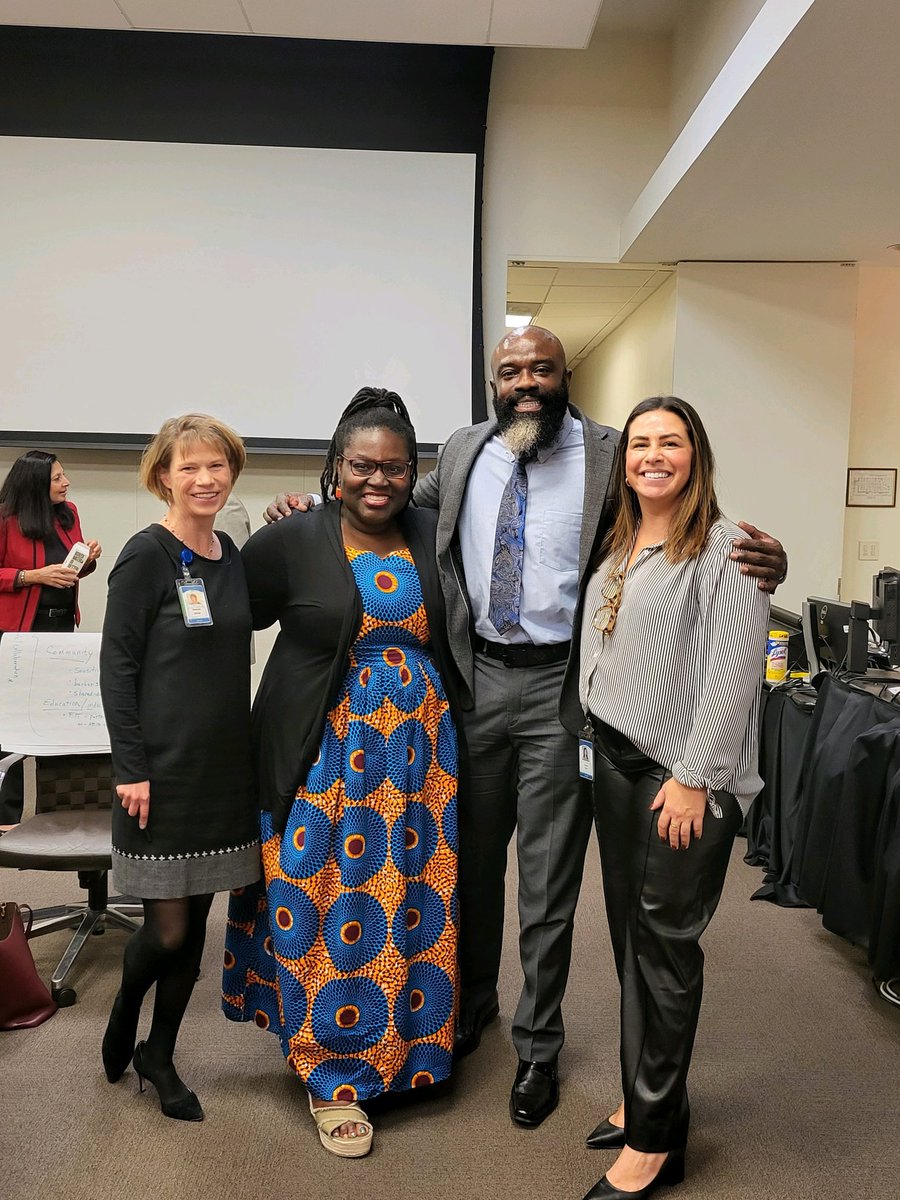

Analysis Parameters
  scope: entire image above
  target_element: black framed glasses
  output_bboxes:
[592,568,625,637]
[338,456,413,480]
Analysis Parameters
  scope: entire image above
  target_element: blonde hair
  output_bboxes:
[602,396,720,567]
[140,413,246,503]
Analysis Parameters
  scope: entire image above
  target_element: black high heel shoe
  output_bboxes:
[582,1151,685,1199]
[586,1118,627,1150]
[101,992,139,1083]
[132,1042,204,1122]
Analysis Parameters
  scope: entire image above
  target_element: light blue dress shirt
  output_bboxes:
[458,411,586,645]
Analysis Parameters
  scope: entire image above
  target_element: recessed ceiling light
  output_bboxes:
[505,313,534,328]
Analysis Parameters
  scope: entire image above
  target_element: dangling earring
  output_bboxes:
[335,484,343,500]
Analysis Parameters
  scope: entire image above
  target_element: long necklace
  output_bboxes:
[592,564,626,637]
[162,513,216,558]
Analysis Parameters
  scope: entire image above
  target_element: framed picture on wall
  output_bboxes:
[846,467,897,507]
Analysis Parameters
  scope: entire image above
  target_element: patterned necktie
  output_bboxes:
[488,457,528,636]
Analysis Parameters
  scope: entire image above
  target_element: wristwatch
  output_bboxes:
[15,569,27,589]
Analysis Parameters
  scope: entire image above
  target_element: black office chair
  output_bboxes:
[0,751,142,1005]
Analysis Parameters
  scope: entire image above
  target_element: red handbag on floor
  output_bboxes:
[0,901,57,1029]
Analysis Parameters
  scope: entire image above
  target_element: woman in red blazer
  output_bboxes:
[0,450,102,821]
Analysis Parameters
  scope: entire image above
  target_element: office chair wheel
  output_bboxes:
[52,986,77,1007]
[876,977,899,1008]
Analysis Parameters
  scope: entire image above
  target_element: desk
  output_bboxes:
[749,672,900,986]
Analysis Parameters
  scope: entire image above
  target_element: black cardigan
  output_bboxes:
[243,501,463,834]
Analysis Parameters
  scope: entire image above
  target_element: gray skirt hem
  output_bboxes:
[112,843,261,899]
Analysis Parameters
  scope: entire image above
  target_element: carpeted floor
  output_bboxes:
[1,833,898,1200]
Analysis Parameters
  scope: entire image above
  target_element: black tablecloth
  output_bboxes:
[751,673,900,981]
[745,684,816,906]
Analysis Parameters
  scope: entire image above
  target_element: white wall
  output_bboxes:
[841,264,900,604]
[673,261,857,613]
[481,35,672,365]
[669,0,769,138]
[568,273,676,428]
[3,34,867,645]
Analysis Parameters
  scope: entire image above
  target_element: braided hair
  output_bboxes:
[320,387,418,504]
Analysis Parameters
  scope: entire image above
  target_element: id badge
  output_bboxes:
[578,735,594,781]
[176,577,213,627]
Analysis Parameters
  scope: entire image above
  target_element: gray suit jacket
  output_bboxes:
[414,404,619,707]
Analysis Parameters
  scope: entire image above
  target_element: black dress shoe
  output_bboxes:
[453,1000,500,1060]
[509,1058,559,1127]
[586,1118,627,1150]
[582,1151,685,1199]
[132,1042,204,1122]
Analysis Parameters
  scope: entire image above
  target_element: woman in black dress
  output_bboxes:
[99,414,258,1121]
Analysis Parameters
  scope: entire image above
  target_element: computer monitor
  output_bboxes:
[802,596,867,674]
[872,568,900,662]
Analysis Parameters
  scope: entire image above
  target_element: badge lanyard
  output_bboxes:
[175,548,213,627]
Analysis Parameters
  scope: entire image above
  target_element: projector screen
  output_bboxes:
[0,136,476,449]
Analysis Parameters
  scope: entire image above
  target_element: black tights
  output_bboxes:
[117,894,213,1077]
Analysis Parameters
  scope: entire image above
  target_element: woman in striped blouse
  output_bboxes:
[571,396,770,1200]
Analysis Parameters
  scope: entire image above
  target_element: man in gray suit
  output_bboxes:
[414,327,619,1130]
[268,326,786,1128]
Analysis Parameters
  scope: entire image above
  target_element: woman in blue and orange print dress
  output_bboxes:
[223,389,462,1158]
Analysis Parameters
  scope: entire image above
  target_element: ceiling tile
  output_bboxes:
[488,0,602,48]
[241,0,490,45]
[0,0,640,47]
[538,301,626,321]
[545,285,651,304]
[551,266,658,287]
[506,283,553,304]
[540,316,608,359]
[0,0,130,27]
[121,1,249,33]
[508,266,557,289]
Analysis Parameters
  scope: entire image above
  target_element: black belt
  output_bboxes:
[474,637,570,668]
[37,607,75,620]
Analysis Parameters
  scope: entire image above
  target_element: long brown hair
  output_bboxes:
[601,396,720,566]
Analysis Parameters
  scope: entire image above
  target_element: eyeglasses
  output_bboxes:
[338,456,413,480]
[592,568,625,637]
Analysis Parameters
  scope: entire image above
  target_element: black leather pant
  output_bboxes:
[592,747,742,1153]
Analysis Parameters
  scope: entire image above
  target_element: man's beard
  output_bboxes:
[494,379,569,460]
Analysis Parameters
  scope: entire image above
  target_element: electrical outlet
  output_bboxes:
[858,540,880,561]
